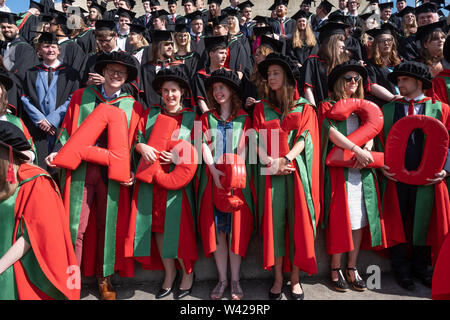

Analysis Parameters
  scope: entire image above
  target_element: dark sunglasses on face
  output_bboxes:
[343,75,361,82]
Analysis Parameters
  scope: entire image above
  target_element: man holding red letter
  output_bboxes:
[45,51,143,300]
[376,61,450,292]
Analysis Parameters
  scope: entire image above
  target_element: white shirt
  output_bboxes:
[403,93,426,116]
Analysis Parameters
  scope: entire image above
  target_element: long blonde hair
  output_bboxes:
[174,32,192,53]
[401,14,417,37]
[317,34,349,72]
[292,21,316,48]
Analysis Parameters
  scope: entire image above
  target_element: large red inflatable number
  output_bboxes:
[135,114,198,190]
[213,153,247,213]
[325,98,385,168]
[385,115,449,185]
[52,103,131,182]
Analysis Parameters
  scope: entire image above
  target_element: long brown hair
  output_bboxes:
[267,69,296,116]
[151,41,174,64]
[250,46,272,98]
[330,75,364,101]
[421,30,445,67]
[0,148,20,201]
[0,83,8,116]
[317,34,349,72]
[371,35,402,67]
[206,82,242,120]
[292,21,316,49]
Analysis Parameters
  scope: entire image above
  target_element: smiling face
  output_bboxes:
[212,81,232,106]
[161,81,184,111]
[342,71,360,97]
[103,63,128,90]
[1,22,18,41]
[296,17,307,31]
[267,64,285,92]
[39,43,60,64]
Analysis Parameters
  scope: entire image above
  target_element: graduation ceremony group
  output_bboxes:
[1,0,450,302]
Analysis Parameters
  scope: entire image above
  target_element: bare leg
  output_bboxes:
[228,245,242,282]
[177,257,194,290]
[290,265,303,294]
[213,232,229,283]
[347,228,363,281]
[331,253,343,281]
[154,232,177,289]
[270,257,284,294]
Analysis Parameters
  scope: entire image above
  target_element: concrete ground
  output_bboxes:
[80,273,431,301]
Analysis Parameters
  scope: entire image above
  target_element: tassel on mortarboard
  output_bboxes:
[6,145,16,184]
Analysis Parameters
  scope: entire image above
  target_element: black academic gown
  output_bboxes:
[287,41,319,66]
[21,63,80,171]
[82,50,142,100]
[298,55,328,106]
[175,51,202,77]
[190,35,205,60]
[17,12,41,44]
[269,17,296,40]
[397,34,420,61]
[365,59,398,107]
[136,13,153,29]
[58,38,88,75]
[74,28,97,55]
[226,37,252,78]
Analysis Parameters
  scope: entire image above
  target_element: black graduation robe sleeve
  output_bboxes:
[298,56,328,105]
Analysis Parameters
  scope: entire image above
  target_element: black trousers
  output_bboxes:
[389,182,431,278]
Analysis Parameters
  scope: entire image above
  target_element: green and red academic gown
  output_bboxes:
[318,100,387,255]
[377,97,450,264]
[0,164,80,300]
[2,112,35,157]
[252,99,320,274]
[432,70,450,194]
[57,86,143,278]
[125,105,199,274]
[197,110,256,258]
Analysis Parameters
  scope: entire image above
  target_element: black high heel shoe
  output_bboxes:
[345,267,367,291]
[268,282,282,300]
[175,273,195,300]
[156,272,179,299]
[290,282,304,300]
[331,268,349,292]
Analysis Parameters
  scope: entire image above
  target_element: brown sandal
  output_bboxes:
[210,280,228,300]
[231,281,244,300]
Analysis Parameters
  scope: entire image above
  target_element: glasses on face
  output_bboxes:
[343,75,361,83]
[378,38,394,44]
[105,68,127,78]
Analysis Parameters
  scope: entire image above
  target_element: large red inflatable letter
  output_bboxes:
[325,98,384,168]
[384,115,449,185]
[52,103,131,182]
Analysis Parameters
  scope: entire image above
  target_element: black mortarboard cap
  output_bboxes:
[291,10,308,21]
[95,19,117,31]
[185,10,204,21]
[415,20,447,43]
[174,23,189,32]
[0,12,20,24]
[415,3,438,15]
[152,9,170,19]
[150,30,173,42]
[237,1,254,10]
[204,35,228,51]
[358,11,376,21]
[210,15,228,27]
[253,15,269,24]
[151,0,162,5]
[224,8,240,18]
[36,31,59,44]
[30,0,45,11]
[165,0,177,5]
[378,2,393,11]
[365,21,398,38]
[127,23,147,34]
[318,21,348,43]
[207,0,222,5]
[122,0,137,9]
[260,35,283,53]
[319,0,334,13]
[117,7,137,20]
[397,6,415,17]
[429,0,445,7]
[253,26,273,36]
[182,0,195,5]
[39,14,54,23]
[62,0,75,4]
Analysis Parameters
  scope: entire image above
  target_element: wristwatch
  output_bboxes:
[283,155,291,163]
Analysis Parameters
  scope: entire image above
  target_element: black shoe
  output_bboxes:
[395,275,416,291]
[290,283,304,300]
[412,271,432,288]
[156,273,179,299]
[268,289,282,300]
[331,268,349,292]
[345,267,367,292]
[175,273,195,300]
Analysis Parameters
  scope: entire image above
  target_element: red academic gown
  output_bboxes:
[126,106,198,274]
[197,110,255,258]
[432,69,450,105]
[318,100,387,255]
[252,98,320,274]
[57,86,143,278]
[3,164,80,300]
[377,97,450,264]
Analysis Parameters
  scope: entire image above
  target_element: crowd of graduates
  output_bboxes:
[0,0,450,301]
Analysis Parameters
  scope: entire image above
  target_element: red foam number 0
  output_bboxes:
[325,98,385,168]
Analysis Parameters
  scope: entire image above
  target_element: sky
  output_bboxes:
[5,0,450,15]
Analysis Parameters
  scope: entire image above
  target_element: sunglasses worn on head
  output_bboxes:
[343,75,361,82]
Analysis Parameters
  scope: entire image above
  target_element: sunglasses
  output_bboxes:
[343,75,361,83]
